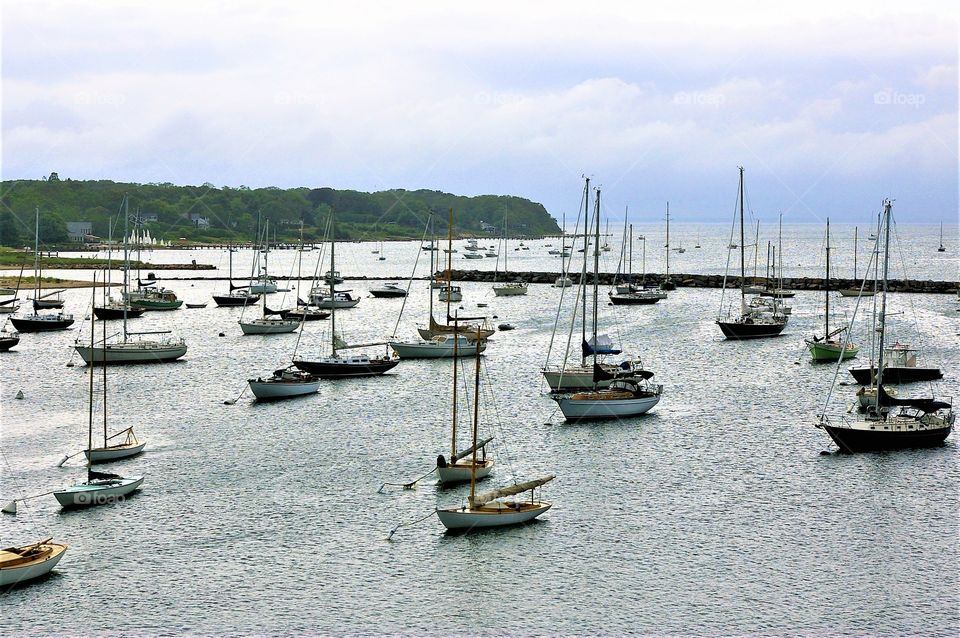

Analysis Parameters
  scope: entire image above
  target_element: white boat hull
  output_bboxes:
[248,379,320,400]
[84,441,146,463]
[239,319,299,334]
[312,299,360,309]
[542,367,621,391]
[436,501,552,530]
[53,476,144,508]
[389,340,487,359]
[437,459,494,485]
[556,392,661,420]
[74,342,188,364]
[0,543,68,587]
[492,284,528,297]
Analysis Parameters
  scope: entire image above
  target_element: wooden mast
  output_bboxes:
[468,324,482,505]
[579,178,589,367]
[330,210,337,358]
[87,276,95,475]
[825,219,830,338]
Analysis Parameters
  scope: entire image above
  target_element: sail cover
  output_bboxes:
[469,475,556,507]
[582,334,622,356]
[878,384,951,413]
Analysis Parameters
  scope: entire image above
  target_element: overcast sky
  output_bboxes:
[2,1,957,223]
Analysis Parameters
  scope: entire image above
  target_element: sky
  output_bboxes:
[1,0,957,224]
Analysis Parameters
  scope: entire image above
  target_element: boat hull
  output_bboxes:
[213,293,260,307]
[10,315,74,332]
[437,459,494,485]
[293,358,399,378]
[93,305,145,320]
[838,289,875,297]
[370,289,407,298]
[848,366,943,385]
[609,292,664,305]
[0,542,68,588]
[437,501,552,530]
[823,423,952,453]
[128,299,182,310]
[74,343,188,364]
[717,320,786,339]
[53,476,144,508]
[239,319,299,334]
[84,441,147,463]
[0,336,19,351]
[248,379,320,400]
[556,392,662,421]
[492,285,528,297]
[389,341,486,359]
[807,341,860,362]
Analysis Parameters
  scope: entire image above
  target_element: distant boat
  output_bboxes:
[938,222,946,252]
[806,219,859,362]
[838,226,875,297]
[492,209,528,297]
[369,282,407,298]
[239,223,300,335]
[213,247,261,307]
[10,207,75,332]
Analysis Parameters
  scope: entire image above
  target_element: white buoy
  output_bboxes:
[15,390,24,400]
[2,500,18,514]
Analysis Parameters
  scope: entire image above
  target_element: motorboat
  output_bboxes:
[248,366,320,400]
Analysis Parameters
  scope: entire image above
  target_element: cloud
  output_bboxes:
[1,0,956,221]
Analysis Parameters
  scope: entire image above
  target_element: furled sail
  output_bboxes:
[469,475,555,507]
[877,384,950,413]
[450,436,494,463]
[582,334,622,356]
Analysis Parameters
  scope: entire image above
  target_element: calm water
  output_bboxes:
[2,225,959,636]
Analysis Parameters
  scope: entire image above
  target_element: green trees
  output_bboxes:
[0,179,560,242]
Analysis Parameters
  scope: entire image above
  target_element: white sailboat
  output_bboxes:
[805,219,859,362]
[838,226,876,297]
[248,366,320,400]
[54,285,144,508]
[552,185,663,419]
[239,223,299,335]
[492,209,528,297]
[436,329,553,531]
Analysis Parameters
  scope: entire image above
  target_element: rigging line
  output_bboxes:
[479,356,518,481]
[392,216,431,337]
[718,177,740,320]
[542,187,586,373]
[386,509,437,540]
[891,217,927,357]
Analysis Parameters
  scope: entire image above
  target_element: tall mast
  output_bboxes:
[503,207,508,275]
[330,210,337,357]
[451,314,459,459]
[665,202,670,280]
[579,179,590,367]
[33,207,39,299]
[875,200,893,399]
[628,222,633,283]
[778,212,784,291]
[738,167,746,298]
[105,214,112,306]
[753,221,760,279]
[641,235,646,285]
[261,222,269,317]
[122,197,130,341]
[825,219,830,337]
[102,271,108,447]
[468,325,482,504]
[853,226,858,280]
[87,278,95,470]
[446,208,453,327]
[592,188,601,363]
[428,217,434,320]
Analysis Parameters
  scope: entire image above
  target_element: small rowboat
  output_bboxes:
[186,303,207,309]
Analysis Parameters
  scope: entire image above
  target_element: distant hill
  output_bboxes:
[0,175,561,246]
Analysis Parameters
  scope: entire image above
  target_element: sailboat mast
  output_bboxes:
[122,197,130,340]
[87,279,95,466]
[825,219,830,337]
[875,200,893,396]
[628,223,633,283]
[33,207,39,300]
[503,208,508,275]
[330,211,337,357]
[853,226,858,280]
[592,189,601,359]
[262,222,269,317]
[738,167,746,297]
[446,208,453,327]
[468,325,482,504]
[641,235,646,285]
[102,274,108,447]
[665,202,670,279]
[580,179,589,367]
[105,215,112,306]
[451,316,459,459]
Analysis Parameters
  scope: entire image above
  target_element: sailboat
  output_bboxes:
[239,225,300,335]
[53,283,144,507]
[552,187,663,420]
[435,322,494,485]
[10,207,75,332]
[293,209,398,378]
[0,323,19,351]
[213,246,261,307]
[492,210,528,296]
[758,213,794,298]
[838,226,875,297]
[816,200,954,452]
[248,366,320,400]
[378,241,387,261]
[75,203,188,364]
[0,538,68,587]
[806,219,859,362]
[417,210,494,341]
[716,168,788,339]
[436,328,553,530]
[660,202,676,291]
[94,212,145,320]
[610,223,666,305]
[937,222,946,252]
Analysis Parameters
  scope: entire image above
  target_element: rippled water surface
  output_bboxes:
[2,227,959,636]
